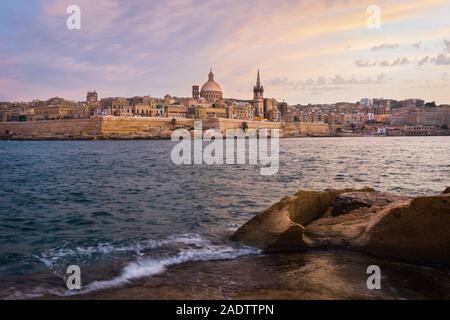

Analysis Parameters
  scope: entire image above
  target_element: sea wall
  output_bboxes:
[0,117,330,140]
[202,118,281,133]
[100,116,195,138]
[0,118,103,139]
[283,122,331,137]
[0,117,197,140]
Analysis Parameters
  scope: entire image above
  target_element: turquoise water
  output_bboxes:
[0,137,449,298]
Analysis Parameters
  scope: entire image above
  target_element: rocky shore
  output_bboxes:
[232,187,450,265]
[49,187,450,300]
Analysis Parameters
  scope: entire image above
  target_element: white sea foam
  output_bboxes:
[31,234,260,296]
[34,234,207,268]
[74,244,260,295]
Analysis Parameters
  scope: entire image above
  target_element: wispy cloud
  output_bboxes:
[355,60,378,67]
[372,43,399,51]
[379,57,411,67]
[268,74,388,91]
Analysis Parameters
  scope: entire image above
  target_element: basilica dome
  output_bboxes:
[200,69,223,101]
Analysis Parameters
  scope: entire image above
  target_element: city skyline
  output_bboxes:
[1,0,450,104]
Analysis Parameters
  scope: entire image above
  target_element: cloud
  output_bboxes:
[418,56,429,65]
[444,39,450,53]
[379,57,410,67]
[371,43,399,51]
[434,54,450,65]
[267,74,388,91]
[355,60,377,67]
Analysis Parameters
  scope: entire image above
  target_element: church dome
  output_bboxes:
[200,69,223,101]
[201,80,222,93]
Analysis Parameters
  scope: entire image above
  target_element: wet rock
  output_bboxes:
[442,187,450,195]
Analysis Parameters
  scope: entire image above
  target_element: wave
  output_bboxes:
[74,244,259,295]
[33,234,209,269]
[30,234,260,297]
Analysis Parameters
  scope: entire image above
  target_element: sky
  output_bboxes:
[0,0,449,104]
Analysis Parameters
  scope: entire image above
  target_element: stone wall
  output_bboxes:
[0,118,102,139]
[203,118,281,133]
[0,116,196,140]
[0,117,332,140]
[283,122,331,137]
[100,116,195,138]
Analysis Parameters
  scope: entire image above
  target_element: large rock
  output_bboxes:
[305,193,450,264]
[231,187,374,252]
[330,192,409,216]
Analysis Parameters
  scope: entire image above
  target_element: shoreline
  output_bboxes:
[1,135,449,141]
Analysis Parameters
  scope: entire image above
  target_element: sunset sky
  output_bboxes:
[1,0,449,104]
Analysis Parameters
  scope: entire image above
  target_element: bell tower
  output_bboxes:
[253,69,264,117]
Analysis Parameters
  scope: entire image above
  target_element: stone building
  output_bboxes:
[134,102,156,117]
[34,105,76,120]
[226,104,254,120]
[164,105,188,118]
[403,125,436,136]
[195,107,227,119]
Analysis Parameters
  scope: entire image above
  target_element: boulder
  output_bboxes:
[305,193,450,264]
[442,187,450,195]
[231,187,374,252]
[330,192,409,216]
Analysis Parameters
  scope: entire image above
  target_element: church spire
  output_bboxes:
[254,69,263,93]
[253,69,264,117]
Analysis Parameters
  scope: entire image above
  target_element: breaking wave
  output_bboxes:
[29,234,261,297]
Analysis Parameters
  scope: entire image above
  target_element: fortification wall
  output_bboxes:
[99,116,195,138]
[283,122,330,136]
[0,118,102,139]
[0,117,331,140]
[203,118,281,133]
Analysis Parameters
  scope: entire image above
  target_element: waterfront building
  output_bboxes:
[134,102,156,117]
[34,105,76,120]
[195,107,227,119]
[226,103,254,120]
[164,105,189,118]
[403,125,436,136]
